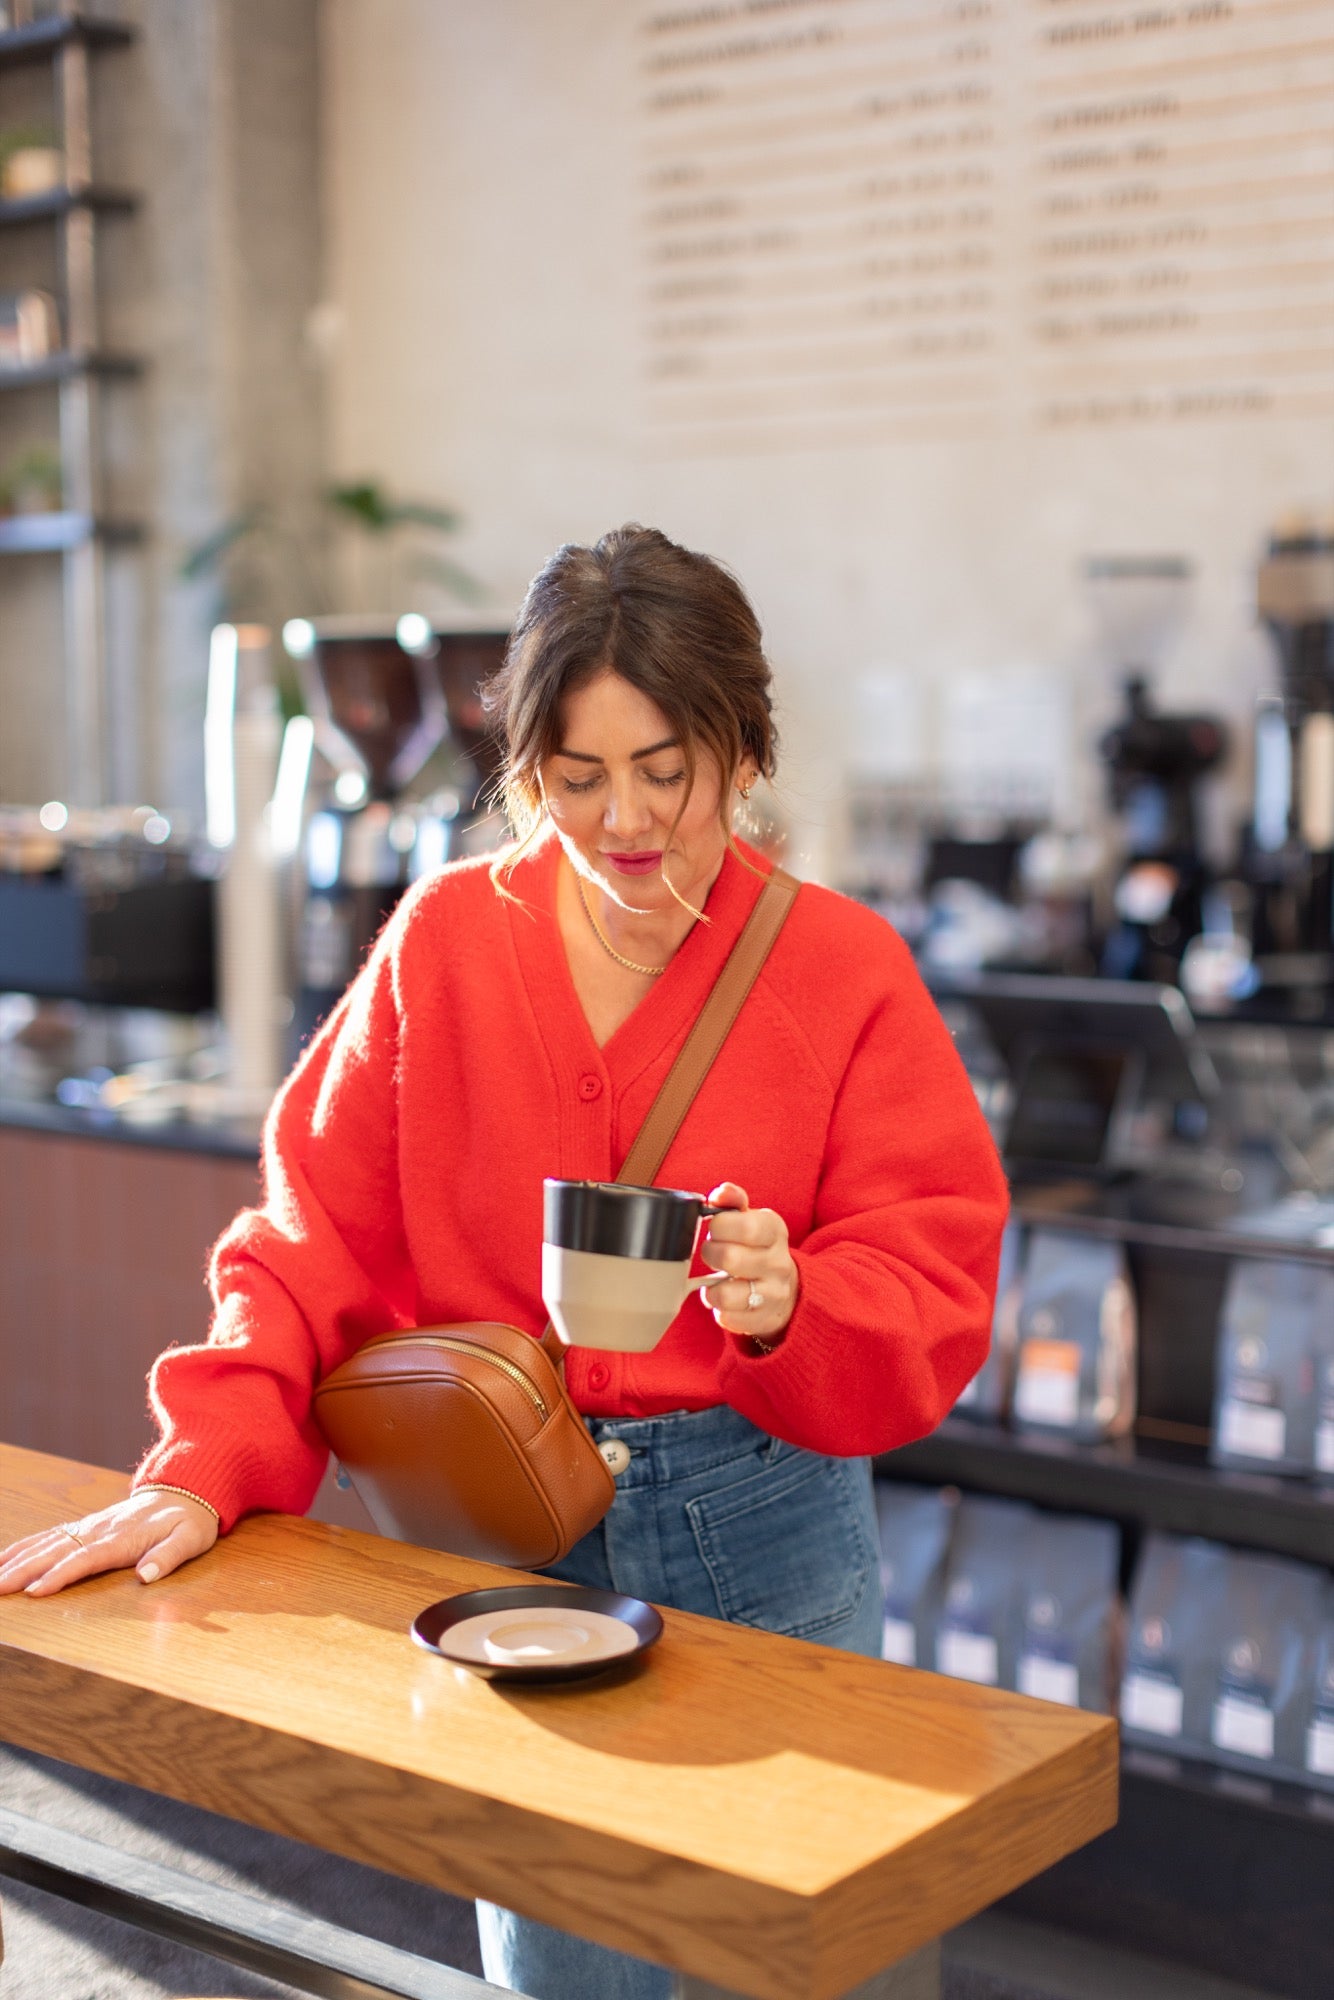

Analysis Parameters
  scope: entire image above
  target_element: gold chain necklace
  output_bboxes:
[576,874,669,977]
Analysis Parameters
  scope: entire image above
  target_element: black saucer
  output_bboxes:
[411,1583,663,1683]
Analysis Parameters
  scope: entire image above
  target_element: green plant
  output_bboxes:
[180,478,483,621]
[0,123,60,179]
[0,440,62,514]
[326,481,483,611]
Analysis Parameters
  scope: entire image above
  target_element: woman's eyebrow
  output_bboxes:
[553,737,680,764]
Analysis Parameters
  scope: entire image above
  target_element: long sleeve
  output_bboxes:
[130,841,1009,1523]
[134,914,417,1529]
[715,927,1008,1456]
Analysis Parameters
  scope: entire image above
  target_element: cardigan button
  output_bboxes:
[578,1072,603,1101]
[588,1362,610,1390]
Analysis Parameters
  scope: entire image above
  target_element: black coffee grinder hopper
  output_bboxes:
[1084,557,1229,983]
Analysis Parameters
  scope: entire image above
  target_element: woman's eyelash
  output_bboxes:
[561,770,686,794]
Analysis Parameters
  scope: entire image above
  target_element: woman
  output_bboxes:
[0,525,1008,1998]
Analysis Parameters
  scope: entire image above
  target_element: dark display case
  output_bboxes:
[0,873,215,1013]
[879,986,1334,2000]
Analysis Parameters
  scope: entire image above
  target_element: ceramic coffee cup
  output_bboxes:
[542,1180,726,1352]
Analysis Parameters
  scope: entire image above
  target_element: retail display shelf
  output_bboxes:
[0,351,142,389]
[0,14,134,69]
[878,1418,1334,1564]
[0,510,141,552]
[0,185,137,227]
[1009,1182,1334,1268]
[1122,1744,1334,1835]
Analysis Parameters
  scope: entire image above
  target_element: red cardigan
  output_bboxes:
[135,834,1008,1530]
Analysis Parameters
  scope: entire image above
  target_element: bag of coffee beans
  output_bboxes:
[1211,1259,1334,1477]
[954,1222,1023,1422]
[1302,1577,1334,1792]
[1206,1547,1325,1779]
[934,1495,1033,1689]
[1121,1533,1230,1756]
[874,1481,954,1669]
[1013,1230,1137,1441]
[1314,1319,1334,1485]
[1016,1511,1121,1713]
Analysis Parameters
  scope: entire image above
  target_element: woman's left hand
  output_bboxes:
[700,1183,798,1346]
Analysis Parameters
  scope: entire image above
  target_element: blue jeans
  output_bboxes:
[476,1404,882,1998]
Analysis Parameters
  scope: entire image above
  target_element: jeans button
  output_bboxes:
[599,1438,631,1476]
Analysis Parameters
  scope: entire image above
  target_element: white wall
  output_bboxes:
[321,0,1334,877]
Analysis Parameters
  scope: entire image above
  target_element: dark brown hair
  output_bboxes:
[484,525,776,894]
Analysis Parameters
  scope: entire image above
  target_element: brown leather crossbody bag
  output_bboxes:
[312,865,798,1568]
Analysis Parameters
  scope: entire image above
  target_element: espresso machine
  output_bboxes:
[1084,558,1230,983]
[1245,520,1334,988]
[283,616,510,1044]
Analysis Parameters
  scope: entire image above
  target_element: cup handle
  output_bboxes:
[688,1201,730,1291]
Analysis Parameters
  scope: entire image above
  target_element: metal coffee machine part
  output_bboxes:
[1084,557,1229,983]
[1247,519,1334,989]
[282,615,510,1044]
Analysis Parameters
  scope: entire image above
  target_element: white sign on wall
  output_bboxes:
[638,0,1334,456]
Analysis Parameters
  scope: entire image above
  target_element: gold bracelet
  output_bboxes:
[136,1483,221,1525]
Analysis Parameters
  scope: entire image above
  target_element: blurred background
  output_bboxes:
[1,5,1333,1999]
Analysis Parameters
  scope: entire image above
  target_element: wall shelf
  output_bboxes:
[0,351,141,388]
[0,3,139,801]
[878,1416,1334,1564]
[0,14,133,70]
[0,184,136,227]
[0,510,141,552]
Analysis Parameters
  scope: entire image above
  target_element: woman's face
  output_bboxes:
[542,669,742,911]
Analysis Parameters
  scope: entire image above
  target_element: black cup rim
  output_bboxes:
[544,1178,710,1263]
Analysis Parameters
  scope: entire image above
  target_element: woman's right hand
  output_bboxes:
[0,1489,219,1598]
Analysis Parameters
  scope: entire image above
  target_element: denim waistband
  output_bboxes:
[584,1403,775,1489]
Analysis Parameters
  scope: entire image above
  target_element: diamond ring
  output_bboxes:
[58,1523,87,1551]
[746,1286,764,1311]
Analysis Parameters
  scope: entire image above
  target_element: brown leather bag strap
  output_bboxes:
[617,864,799,1188]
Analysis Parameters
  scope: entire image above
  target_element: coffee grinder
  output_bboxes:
[1084,557,1229,983]
[282,616,509,1044]
[1246,519,1334,988]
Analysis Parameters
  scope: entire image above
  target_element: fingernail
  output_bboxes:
[24,1581,43,1594]
[139,1563,159,1583]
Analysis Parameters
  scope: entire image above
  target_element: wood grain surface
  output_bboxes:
[0,1446,1118,2000]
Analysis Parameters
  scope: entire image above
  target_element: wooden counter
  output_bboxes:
[0,1446,1117,2000]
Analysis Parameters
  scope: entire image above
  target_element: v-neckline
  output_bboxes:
[506,830,771,1092]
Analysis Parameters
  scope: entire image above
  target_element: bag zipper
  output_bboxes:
[379,1334,550,1421]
